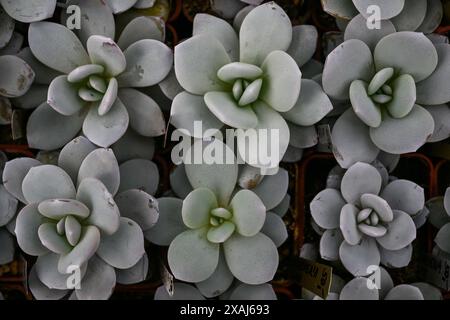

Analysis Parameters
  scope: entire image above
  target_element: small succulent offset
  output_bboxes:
[146,140,288,297]
[310,162,424,276]
[20,0,172,151]
[323,31,450,168]
[322,0,443,33]
[171,2,332,170]
[2,137,159,300]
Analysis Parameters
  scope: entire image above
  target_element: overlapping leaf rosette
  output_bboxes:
[0,151,18,265]
[310,162,425,276]
[170,2,332,171]
[145,139,288,298]
[322,0,443,34]
[322,30,450,168]
[15,0,171,150]
[2,137,159,300]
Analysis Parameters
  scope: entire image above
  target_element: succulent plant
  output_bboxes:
[322,31,450,168]
[427,187,450,258]
[322,0,443,33]
[154,281,277,300]
[18,1,171,150]
[310,162,424,276]
[0,0,57,24]
[2,137,159,300]
[171,2,332,170]
[104,0,156,14]
[145,139,288,296]
[209,0,264,20]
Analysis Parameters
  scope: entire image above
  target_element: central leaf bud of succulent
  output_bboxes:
[207,207,235,244]
[217,62,264,107]
[350,67,416,128]
[354,193,394,239]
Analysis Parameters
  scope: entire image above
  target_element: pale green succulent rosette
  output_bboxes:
[171,2,332,171]
[145,139,288,297]
[322,0,443,33]
[2,137,159,300]
[322,30,450,168]
[310,162,424,277]
[19,0,171,151]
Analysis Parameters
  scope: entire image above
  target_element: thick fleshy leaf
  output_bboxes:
[360,194,393,222]
[38,223,72,254]
[28,22,89,74]
[35,253,86,290]
[0,31,23,55]
[16,47,61,85]
[174,35,230,95]
[118,159,159,195]
[380,179,425,216]
[323,39,374,100]
[75,255,116,300]
[272,194,290,218]
[411,282,442,300]
[115,190,158,231]
[118,16,165,51]
[377,211,416,251]
[344,14,396,51]
[97,78,118,116]
[0,0,56,23]
[0,8,14,49]
[239,3,292,66]
[193,14,239,61]
[417,44,450,106]
[320,229,344,261]
[374,32,438,82]
[63,0,115,45]
[287,25,318,67]
[310,189,346,229]
[0,185,18,226]
[370,105,434,154]
[282,79,333,126]
[57,226,100,274]
[170,164,193,199]
[118,88,165,137]
[230,190,265,237]
[77,148,120,196]
[260,50,302,112]
[0,55,34,98]
[339,237,380,276]
[0,229,14,265]
[11,84,47,110]
[340,204,362,245]
[97,217,144,269]
[321,0,358,19]
[37,199,89,220]
[196,251,234,298]
[27,103,85,151]
[104,0,136,14]
[116,253,148,285]
[87,36,126,77]
[349,80,382,127]
[435,222,450,253]
[224,232,278,284]
[47,76,85,116]
[385,285,424,300]
[386,74,416,119]
[111,129,155,163]
[261,212,288,247]
[341,162,382,205]
[83,98,129,148]
[353,0,405,20]
[168,228,220,283]
[76,178,120,235]
[380,244,412,268]
[118,39,173,88]
[427,105,450,142]
[251,167,289,210]
[339,277,379,300]
[15,204,49,255]
[390,0,427,31]
[144,197,187,246]
[170,91,223,138]
[182,188,218,229]
[155,283,205,300]
[58,136,97,183]
[185,139,238,206]
[29,266,69,300]
[229,283,277,300]
[22,165,76,204]
[417,0,444,34]
[3,158,41,203]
